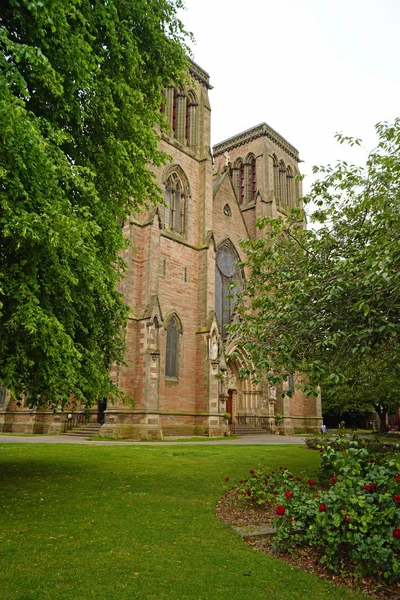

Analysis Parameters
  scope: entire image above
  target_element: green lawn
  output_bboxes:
[88,436,239,442]
[0,443,366,600]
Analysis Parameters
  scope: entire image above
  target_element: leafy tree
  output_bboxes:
[232,120,400,421]
[0,0,189,407]
[322,350,399,431]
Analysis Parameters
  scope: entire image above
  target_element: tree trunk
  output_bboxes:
[375,405,388,433]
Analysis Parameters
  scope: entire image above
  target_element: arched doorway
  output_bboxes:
[226,390,233,424]
[225,361,240,424]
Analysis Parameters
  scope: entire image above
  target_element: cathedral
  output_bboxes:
[0,60,322,437]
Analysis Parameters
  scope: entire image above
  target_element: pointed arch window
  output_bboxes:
[165,316,180,378]
[273,155,280,203]
[239,163,245,204]
[172,89,178,134]
[286,166,295,208]
[244,154,257,204]
[164,171,186,235]
[233,159,244,205]
[251,156,257,201]
[215,244,243,339]
[186,90,198,148]
[279,160,287,208]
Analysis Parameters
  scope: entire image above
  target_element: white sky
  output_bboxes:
[179,0,400,195]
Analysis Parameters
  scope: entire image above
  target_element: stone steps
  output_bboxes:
[230,425,269,436]
[63,423,102,437]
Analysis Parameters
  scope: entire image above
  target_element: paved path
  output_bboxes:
[0,433,306,446]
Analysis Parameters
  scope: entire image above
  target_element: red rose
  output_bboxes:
[363,485,372,492]
[393,529,400,539]
[284,491,292,499]
[370,459,375,464]
[288,474,294,479]
[308,480,315,486]
[329,477,337,484]
[319,503,326,512]
[290,516,295,522]
[279,466,283,470]
[276,505,285,516]
[249,470,255,474]
[345,514,350,522]
[246,490,251,497]
[397,474,400,483]
[224,477,229,482]
[296,477,302,481]
[370,483,376,489]
[264,479,269,485]
[394,494,400,503]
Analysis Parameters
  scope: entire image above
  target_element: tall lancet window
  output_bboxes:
[164,171,186,234]
[251,156,257,201]
[165,315,180,378]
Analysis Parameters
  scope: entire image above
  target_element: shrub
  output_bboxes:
[236,466,302,506]
[235,440,400,582]
[273,442,400,581]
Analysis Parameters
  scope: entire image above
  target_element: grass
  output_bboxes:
[0,433,44,437]
[88,435,239,442]
[0,443,366,600]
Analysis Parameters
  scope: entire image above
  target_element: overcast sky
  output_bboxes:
[179,0,400,195]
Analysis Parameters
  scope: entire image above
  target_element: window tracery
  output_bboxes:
[164,168,188,235]
[165,315,181,378]
[273,156,298,210]
[164,87,198,149]
[251,156,257,201]
[215,243,243,339]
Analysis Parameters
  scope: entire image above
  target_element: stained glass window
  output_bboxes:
[166,316,179,378]
[215,245,242,338]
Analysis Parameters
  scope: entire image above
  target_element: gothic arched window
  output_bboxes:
[273,155,280,203]
[215,244,243,338]
[239,162,245,204]
[165,315,180,378]
[279,160,287,209]
[245,154,257,203]
[186,90,198,148]
[164,171,186,234]
[164,87,198,149]
[251,156,257,201]
[286,165,295,208]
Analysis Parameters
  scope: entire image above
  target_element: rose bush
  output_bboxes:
[277,443,400,581]
[234,441,400,582]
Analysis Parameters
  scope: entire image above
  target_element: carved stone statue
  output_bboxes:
[227,366,236,390]
[210,332,219,361]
